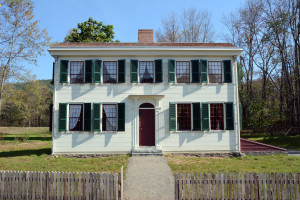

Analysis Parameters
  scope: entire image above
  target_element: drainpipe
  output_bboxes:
[51,55,59,156]
[234,55,241,152]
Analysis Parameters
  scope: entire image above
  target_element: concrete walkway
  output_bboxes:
[124,156,175,200]
[287,149,300,156]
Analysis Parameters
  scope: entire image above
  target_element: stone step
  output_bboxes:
[131,150,163,156]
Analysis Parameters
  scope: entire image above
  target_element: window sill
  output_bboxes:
[170,130,230,133]
[59,131,122,134]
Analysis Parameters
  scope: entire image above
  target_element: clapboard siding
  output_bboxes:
[53,55,240,154]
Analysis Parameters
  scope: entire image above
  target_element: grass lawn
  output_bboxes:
[166,154,300,173]
[0,127,129,173]
[241,134,300,150]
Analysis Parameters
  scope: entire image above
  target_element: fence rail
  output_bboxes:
[175,172,300,200]
[0,170,121,200]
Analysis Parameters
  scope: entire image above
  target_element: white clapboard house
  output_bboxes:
[48,29,243,155]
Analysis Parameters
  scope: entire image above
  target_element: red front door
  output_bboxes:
[139,109,155,146]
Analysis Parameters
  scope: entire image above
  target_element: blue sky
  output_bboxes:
[29,0,244,80]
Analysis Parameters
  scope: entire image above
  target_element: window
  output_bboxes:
[69,104,83,131]
[103,61,117,83]
[177,104,191,130]
[208,61,222,83]
[140,61,154,83]
[210,103,224,130]
[176,61,190,83]
[102,104,117,131]
[70,61,84,83]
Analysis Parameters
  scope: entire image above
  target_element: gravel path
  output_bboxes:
[124,156,175,200]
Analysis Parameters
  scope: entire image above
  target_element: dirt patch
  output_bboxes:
[0,127,49,134]
[0,141,50,152]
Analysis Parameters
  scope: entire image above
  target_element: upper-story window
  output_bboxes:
[176,61,190,83]
[208,61,222,83]
[210,103,224,130]
[103,61,117,83]
[70,61,84,83]
[140,61,154,83]
[69,104,83,131]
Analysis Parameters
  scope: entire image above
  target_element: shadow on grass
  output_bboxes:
[0,148,51,157]
[2,137,52,141]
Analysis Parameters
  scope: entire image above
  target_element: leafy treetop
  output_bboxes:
[64,17,119,42]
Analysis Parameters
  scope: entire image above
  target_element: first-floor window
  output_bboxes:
[103,61,117,83]
[208,61,222,83]
[177,104,191,130]
[70,61,84,83]
[139,61,154,83]
[69,104,83,131]
[210,103,224,130]
[102,104,117,131]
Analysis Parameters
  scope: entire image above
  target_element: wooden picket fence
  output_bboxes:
[0,170,123,200]
[175,173,300,200]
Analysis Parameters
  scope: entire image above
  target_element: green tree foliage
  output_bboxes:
[224,0,300,134]
[64,17,118,42]
[0,80,52,127]
[0,0,50,116]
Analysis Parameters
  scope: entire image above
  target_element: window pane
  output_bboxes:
[103,61,117,83]
[102,104,117,131]
[139,61,154,83]
[177,104,191,130]
[210,103,224,130]
[69,104,83,131]
[208,61,222,83]
[70,61,84,83]
[176,61,190,83]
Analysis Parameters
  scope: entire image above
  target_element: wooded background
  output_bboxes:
[0,80,52,127]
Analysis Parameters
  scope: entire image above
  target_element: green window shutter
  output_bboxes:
[84,103,91,131]
[225,102,234,130]
[169,103,176,131]
[168,59,175,83]
[118,59,125,83]
[93,103,101,131]
[192,103,201,130]
[60,60,69,83]
[58,103,67,132]
[223,60,232,83]
[130,60,138,83]
[85,60,93,83]
[117,103,125,131]
[200,60,208,83]
[202,103,210,130]
[239,103,243,130]
[155,59,163,83]
[94,60,102,83]
[191,60,200,83]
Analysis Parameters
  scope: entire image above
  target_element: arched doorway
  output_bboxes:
[139,103,155,146]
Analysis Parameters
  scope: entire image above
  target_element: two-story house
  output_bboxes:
[48,29,243,155]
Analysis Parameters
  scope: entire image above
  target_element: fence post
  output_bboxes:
[120,165,123,200]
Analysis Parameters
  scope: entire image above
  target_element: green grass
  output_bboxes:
[241,134,300,150]
[166,154,300,173]
[0,127,129,173]
[0,153,129,172]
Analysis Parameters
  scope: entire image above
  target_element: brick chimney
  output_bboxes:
[138,29,153,43]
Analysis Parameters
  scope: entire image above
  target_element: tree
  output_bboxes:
[64,17,118,42]
[155,8,214,43]
[155,12,181,42]
[223,0,300,133]
[0,0,50,116]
